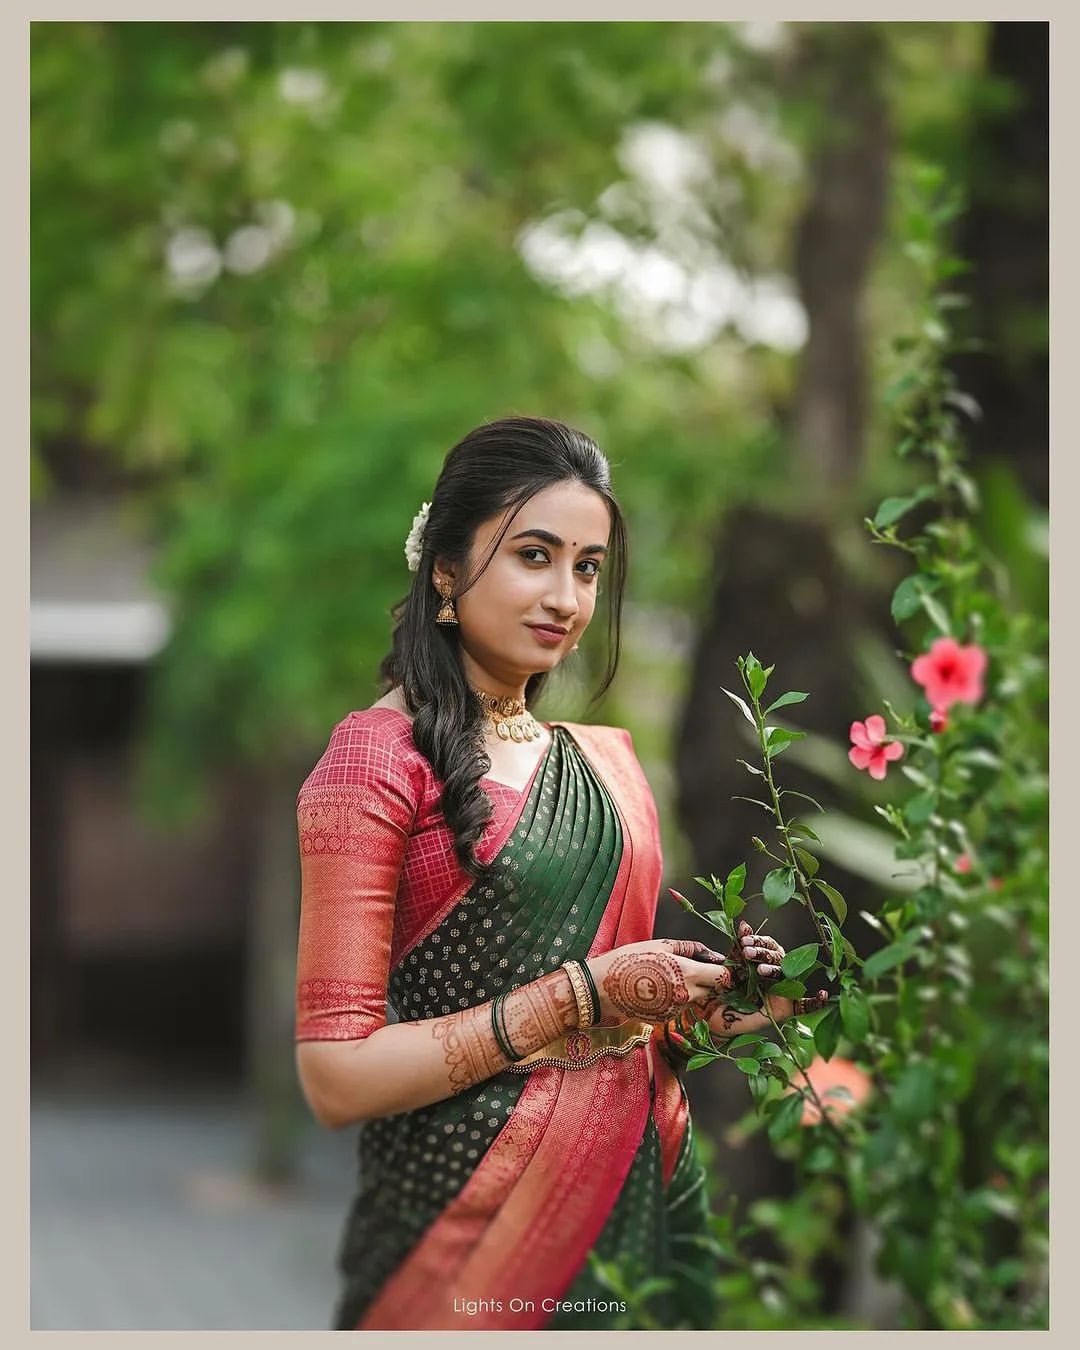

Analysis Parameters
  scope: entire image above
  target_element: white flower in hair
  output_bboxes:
[404,500,431,572]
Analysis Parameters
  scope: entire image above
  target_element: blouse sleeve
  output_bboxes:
[294,714,422,1042]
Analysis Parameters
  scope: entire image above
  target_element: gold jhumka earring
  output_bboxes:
[434,578,458,626]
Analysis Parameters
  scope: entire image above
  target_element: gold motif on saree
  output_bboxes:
[505,1018,654,1073]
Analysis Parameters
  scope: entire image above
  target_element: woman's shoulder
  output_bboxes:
[300,698,427,798]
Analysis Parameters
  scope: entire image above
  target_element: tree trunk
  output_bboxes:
[949,21,1048,506]
[670,21,894,1304]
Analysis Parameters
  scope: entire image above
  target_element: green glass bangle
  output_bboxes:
[492,990,524,1062]
[578,960,601,1025]
[490,993,518,1062]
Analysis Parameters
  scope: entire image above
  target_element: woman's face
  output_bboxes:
[435,479,612,698]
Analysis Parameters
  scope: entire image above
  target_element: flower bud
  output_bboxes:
[751,836,767,853]
[929,708,949,733]
[667,887,695,912]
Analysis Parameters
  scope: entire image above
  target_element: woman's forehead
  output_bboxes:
[494,483,612,539]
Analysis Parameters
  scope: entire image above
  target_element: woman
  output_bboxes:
[293,417,826,1331]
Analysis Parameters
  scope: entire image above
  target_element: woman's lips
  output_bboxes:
[526,624,567,646]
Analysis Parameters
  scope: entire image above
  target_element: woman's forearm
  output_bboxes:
[305,967,581,1127]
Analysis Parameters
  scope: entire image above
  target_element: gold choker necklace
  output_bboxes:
[471,686,544,742]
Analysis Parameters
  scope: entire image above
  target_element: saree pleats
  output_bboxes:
[329,722,713,1331]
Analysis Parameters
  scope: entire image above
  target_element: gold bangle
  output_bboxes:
[562,960,595,1029]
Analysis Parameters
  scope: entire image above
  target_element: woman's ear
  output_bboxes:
[432,557,457,594]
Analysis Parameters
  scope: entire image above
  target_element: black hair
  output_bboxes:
[377,415,628,881]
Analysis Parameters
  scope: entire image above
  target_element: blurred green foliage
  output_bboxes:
[31,20,999,820]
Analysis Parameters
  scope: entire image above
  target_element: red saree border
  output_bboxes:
[357,720,691,1331]
[360,1055,652,1330]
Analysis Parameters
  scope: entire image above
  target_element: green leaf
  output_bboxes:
[814,1005,842,1060]
[883,371,918,408]
[873,485,935,528]
[744,654,767,700]
[862,935,919,980]
[804,1141,838,1173]
[839,987,870,1043]
[891,574,930,623]
[725,1033,764,1050]
[764,690,808,716]
[823,915,843,976]
[812,879,847,924]
[748,1072,770,1107]
[779,788,826,814]
[765,727,806,759]
[724,863,747,898]
[767,1091,805,1144]
[720,687,757,728]
[784,1032,815,1070]
[732,795,774,814]
[781,943,820,979]
[734,1058,761,1075]
[919,590,952,635]
[763,867,796,908]
[904,789,937,825]
[788,821,821,844]
[685,1054,715,1071]
[767,979,806,999]
[891,1061,936,1122]
[794,846,819,877]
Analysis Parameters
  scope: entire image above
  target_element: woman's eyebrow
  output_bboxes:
[510,528,609,555]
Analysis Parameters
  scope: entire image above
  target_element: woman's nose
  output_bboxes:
[546,567,579,618]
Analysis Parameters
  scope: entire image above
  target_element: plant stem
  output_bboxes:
[752,705,831,951]
[761,999,848,1148]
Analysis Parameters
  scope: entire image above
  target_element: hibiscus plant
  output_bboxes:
[602,163,1047,1333]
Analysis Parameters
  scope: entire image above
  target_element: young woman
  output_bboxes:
[293,417,826,1331]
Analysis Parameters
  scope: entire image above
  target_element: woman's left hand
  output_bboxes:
[733,919,785,980]
[734,921,828,1021]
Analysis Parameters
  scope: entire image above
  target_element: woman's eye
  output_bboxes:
[518,548,601,580]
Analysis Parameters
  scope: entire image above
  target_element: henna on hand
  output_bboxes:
[791,991,830,1017]
[602,951,690,1021]
[736,920,786,981]
[664,938,727,963]
[428,968,579,1095]
[430,1011,508,1095]
[500,967,580,1056]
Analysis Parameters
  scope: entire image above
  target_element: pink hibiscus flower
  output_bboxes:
[849,715,905,781]
[911,637,987,711]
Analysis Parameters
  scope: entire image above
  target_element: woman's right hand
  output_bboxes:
[584,939,736,1025]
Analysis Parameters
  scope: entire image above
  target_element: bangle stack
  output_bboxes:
[562,960,598,1028]
[489,961,602,1067]
[490,991,524,1062]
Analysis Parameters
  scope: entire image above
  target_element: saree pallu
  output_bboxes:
[295,709,718,1331]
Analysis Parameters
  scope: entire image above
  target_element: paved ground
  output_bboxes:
[31,1072,357,1331]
